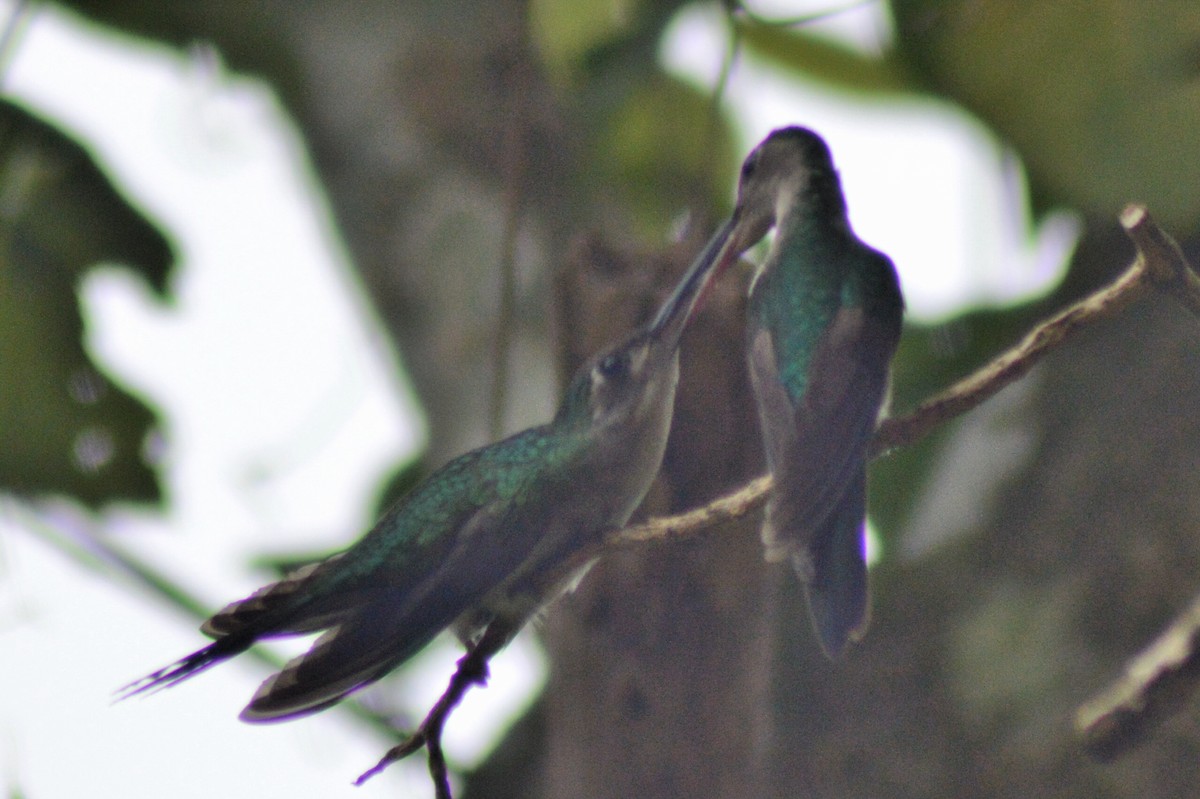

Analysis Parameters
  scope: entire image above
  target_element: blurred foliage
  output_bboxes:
[736,12,915,96]
[535,0,739,236]
[0,98,174,507]
[529,0,640,84]
[593,74,735,234]
[891,0,1200,229]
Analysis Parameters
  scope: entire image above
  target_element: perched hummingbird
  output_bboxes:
[710,127,904,658]
[120,218,738,721]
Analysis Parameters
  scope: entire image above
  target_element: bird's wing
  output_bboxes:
[201,427,560,642]
[121,497,482,702]
[125,430,557,710]
[195,505,467,644]
[238,438,565,722]
[752,301,898,556]
[201,555,351,638]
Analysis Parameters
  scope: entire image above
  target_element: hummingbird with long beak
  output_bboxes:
[119,218,738,721]
[708,127,903,658]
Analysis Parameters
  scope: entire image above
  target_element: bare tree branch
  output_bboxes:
[1076,587,1200,761]
[870,205,1180,456]
[617,474,773,547]
[614,205,1197,549]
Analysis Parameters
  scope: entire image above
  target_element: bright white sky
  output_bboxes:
[0,2,1076,798]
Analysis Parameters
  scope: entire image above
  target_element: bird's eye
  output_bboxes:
[597,352,626,380]
[740,151,759,182]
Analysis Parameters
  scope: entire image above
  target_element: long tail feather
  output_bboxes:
[800,468,869,659]
[115,636,252,702]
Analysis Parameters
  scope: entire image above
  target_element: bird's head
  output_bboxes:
[707,126,841,280]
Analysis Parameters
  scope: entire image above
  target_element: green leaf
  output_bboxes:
[892,0,1200,229]
[737,20,918,97]
[0,99,175,506]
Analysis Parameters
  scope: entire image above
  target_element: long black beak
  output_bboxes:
[647,216,739,349]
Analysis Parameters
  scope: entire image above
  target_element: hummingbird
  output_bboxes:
[708,127,904,658]
[119,217,738,721]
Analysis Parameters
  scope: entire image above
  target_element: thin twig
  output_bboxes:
[872,205,1195,456]
[355,621,511,789]
[1076,588,1200,760]
[615,206,1196,548]
[615,475,771,547]
[1120,204,1200,314]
